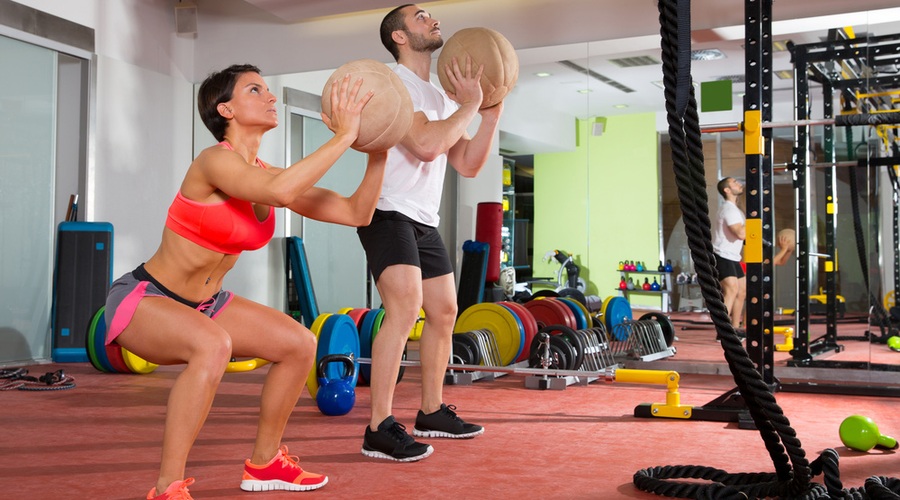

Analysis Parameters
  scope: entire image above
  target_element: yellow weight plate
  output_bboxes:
[409,308,425,341]
[454,303,522,366]
[337,307,354,315]
[225,357,270,373]
[121,348,158,374]
[306,313,333,398]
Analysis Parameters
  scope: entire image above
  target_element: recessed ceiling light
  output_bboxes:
[534,71,552,77]
[690,48,726,61]
[614,104,629,109]
[577,89,593,94]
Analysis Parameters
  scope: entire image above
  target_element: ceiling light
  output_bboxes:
[577,89,593,94]
[690,49,726,61]
[614,104,629,109]
[534,72,552,77]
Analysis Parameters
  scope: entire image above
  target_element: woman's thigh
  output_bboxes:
[213,295,315,363]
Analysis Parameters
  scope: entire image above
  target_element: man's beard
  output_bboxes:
[405,29,443,53]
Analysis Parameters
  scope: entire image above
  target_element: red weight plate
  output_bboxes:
[523,298,576,330]
[501,301,538,363]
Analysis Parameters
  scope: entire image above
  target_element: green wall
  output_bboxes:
[533,113,661,309]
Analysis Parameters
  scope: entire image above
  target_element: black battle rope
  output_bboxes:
[633,1,900,498]
[845,127,894,342]
[0,368,76,391]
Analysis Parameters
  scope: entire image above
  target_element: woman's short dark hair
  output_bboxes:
[197,64,261,142]
[381,4,413,62]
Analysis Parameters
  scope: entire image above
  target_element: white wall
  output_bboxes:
[11,0,509,310]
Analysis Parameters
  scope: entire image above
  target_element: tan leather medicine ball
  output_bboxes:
[321,59,413,153]
[437,27,518,109]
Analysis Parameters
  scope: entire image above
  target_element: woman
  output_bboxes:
[104,64,385,499]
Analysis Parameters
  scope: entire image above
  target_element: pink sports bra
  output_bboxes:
[165,142,275,255]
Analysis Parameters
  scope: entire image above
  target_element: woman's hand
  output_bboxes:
[321,74,374,142]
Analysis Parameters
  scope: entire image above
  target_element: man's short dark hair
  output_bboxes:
[717,177,732,198]
[381,4,414,61]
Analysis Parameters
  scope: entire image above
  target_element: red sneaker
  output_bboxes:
[240,445,328,492]
[147,478,195,500]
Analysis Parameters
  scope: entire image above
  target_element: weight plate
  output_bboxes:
[409,308,425,341]
[530,289,560,299]
[453,332,483,366]
[369,309,405,383]
[500,301,538,363]
[557,287,588,308]
[318,314,361,387]
[523,298,577,330]
[455,303,522,366]
[549,334,578,371]
[601,296,633,333]
[543,324,584,370]
[566,295,593,328]
[122,348,158,374]
[346,308,369,326]
[105,341,131,374]
[556,297,589,330]
[225,358,270,373]
[336,307,354,315]
[305,313,333,398]
[358,309,382,385]
[496,304,526,363]
[86,306,112,373]
[452,337,475,366]
[639,312,676,347]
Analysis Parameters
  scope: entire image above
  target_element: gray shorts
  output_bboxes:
[104,264,233,345]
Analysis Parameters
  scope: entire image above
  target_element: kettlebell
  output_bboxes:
[839,414,898,452]
[316,354,356,416]
[636,261,645,272]
[651,278,661,291]
[664,259,673,272]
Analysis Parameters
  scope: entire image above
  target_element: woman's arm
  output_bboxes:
[285,150,387,226]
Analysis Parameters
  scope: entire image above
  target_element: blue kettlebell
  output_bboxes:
[316,354,356,416]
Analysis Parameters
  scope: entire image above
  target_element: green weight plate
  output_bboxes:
[86,306,111,373]
[523,298,577,330]
[455,303,522,366]
[366,309,405,383]
[318,314,361,387]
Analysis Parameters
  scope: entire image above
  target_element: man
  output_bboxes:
[355,4,504,461]
[713,177,747,334]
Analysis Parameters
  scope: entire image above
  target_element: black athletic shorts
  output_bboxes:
[356,209,453,283]
[714,254,745,280]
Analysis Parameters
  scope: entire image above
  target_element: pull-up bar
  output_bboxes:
[701,112,900,135]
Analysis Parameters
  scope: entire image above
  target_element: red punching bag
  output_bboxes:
[475,202,503,283]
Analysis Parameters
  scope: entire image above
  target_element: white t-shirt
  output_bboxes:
[376,64,459,227]
[713,200,745,261]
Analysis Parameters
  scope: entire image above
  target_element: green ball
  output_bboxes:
[888,336,900,352]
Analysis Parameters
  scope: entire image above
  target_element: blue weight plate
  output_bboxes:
[604,297,633,335]
[319,314,360,387]
[557,297,588,330]
[496,303,526,363]
[358,308,382,384]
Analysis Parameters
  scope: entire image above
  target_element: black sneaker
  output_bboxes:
[362,416,433,462]
[413,404,484,439]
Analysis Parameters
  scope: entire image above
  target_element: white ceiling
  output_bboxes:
[215,1,900,150]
